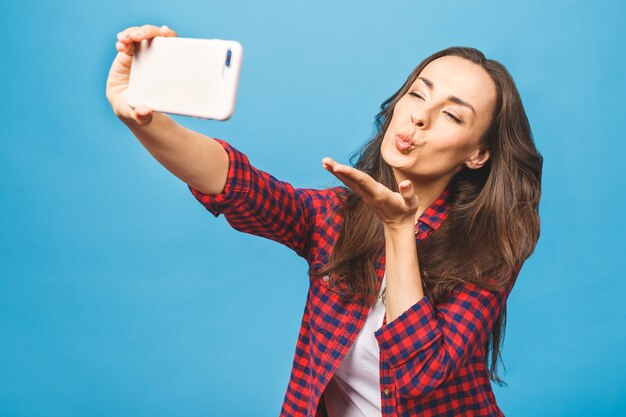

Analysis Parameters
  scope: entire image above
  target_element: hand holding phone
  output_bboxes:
[106,25,243,125]
[128,36,243,120]
[106,24,178,126]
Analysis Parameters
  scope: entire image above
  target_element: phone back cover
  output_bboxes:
[128,37,243,120]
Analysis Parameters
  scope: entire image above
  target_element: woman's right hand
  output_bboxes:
[106,24,178,126]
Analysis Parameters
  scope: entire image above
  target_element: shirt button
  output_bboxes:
[383,389,391,397]
[322,275,330,282]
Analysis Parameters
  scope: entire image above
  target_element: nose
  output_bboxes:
[410,110,429,128]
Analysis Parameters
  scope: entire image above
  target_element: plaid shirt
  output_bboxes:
[189,139,521,417]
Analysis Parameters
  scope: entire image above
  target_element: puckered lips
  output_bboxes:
[395,133,415,153]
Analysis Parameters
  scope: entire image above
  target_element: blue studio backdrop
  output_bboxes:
[1,1,624,416]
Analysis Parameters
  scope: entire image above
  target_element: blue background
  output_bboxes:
[1,1,624,416]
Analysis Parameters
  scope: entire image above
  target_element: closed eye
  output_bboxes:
[444,112,463,124]
[408,92,464,125]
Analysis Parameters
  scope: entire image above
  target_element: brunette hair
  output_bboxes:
[315,46,542,385]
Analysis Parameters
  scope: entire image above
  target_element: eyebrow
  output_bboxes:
[416,77,476,114]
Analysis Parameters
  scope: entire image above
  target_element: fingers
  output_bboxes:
[322,157,380,200]
[159,25,178,37]
[322,157,361,184]
[321,157,337,173]
[322,157,362,189]
[115,24,177,55]
[322,157,368,184]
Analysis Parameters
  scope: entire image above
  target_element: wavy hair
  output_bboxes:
[315,47,542,385]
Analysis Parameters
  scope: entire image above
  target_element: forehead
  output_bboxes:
[414,55,496,114]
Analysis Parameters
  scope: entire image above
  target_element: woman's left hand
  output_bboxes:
[322,157,420,229]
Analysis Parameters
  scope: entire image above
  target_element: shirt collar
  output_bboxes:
[415,184,451,239]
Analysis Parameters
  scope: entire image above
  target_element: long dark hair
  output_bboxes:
[315,47,542,385]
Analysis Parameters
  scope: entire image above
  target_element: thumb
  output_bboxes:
[133,105,154,126]
[399,180,419,209]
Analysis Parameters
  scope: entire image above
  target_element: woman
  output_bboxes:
[107,24,542,417]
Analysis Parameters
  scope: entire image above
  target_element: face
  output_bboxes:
[381,55,497,185]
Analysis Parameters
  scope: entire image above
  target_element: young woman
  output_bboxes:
[107,24,542,417]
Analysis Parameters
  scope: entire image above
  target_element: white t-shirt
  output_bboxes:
[324,272,386,417]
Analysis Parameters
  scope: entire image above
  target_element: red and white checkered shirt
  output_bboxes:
[189,139,520,417]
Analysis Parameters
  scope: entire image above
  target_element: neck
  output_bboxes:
[392,169,452,224]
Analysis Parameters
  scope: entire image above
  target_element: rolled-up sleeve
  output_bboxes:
[374,269,520,399]
[188,138,254,218]
[188,138,332,259]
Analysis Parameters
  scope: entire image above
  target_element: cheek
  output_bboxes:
[429,135,477,166]
[388,100,411,125]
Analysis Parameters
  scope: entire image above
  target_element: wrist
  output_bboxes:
[383,220,415,235]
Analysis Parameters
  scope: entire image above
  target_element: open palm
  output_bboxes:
[322,157,420,229]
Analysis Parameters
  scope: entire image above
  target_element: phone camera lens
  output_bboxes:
[225,49,232,67]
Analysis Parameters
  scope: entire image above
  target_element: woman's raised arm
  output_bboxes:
[105,24,229,195]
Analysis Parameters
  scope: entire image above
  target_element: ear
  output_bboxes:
[464,146,491,170]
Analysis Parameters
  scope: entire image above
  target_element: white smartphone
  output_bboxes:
[127,36,243,120]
